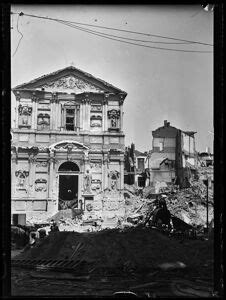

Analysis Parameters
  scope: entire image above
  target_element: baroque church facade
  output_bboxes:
[11,66,127,224]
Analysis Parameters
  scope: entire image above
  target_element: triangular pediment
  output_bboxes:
[13,66,126,95]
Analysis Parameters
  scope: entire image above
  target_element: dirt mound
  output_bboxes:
[15,227,213,274]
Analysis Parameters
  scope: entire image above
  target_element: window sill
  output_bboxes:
[108,127,120,132]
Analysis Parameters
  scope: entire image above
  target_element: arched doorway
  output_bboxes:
[58,161,80,210]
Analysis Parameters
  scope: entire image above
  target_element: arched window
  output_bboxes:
[58,161,79,172]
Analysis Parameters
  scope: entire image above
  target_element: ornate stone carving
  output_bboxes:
[36,161,48,168]
[90,115,102,127]
[91,105,102,112]
[51,93,58,103]
[15,91,21,101]
[108,109,120,128]
[108,171,120,191]
[41,76,104,93]
[18,104,32,116]
[90,161,102,170]
[31,92,38,102]
[51,141,89,152]
[37,113,50,130]
[35,178,47,192]
[108,109,120,119]
[91,179,102,192]
[83,170,92,193]
[38,146,48,152]
[37,113,50,125]
[15,170,29,187]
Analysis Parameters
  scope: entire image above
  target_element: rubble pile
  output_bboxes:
[14,227,213,275]
[197,165,214,178]
[167,180,213,227]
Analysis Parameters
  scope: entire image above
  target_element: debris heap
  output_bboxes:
[15,227,213,276]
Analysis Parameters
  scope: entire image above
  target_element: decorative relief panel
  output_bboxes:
[41,76,104,93]
[35,178,47,192]
[18,104,32,116]
[108,109,120,129]
[91,105,102,112]
[90,115,102,127]
[91,179,102,192]
[36,161,48,173]
[15,170,29,189]
[108,170,120,191]
[90,161,102,171]
[36,161,48,168]
[37,113,50,131]
[18,104,32,127]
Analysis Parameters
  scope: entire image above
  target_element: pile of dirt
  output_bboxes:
[15,227,213,275]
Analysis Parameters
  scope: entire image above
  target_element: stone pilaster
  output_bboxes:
[87,100,91,131]
[61,104,64,131]
[31,93,38,130]
[103,155,109,190]
[103,95,109,131]
[31,96,36,130]
[119,99,123,131]
[15,92,20,128]
[56,100,61,130]
[28,155,36,198]
[120,159,124,190]
[48,153,55,200]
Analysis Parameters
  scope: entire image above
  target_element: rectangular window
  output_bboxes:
[137,158,145,171]
[66,109,75,131]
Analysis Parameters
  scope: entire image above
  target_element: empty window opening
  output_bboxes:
[66,109,75,131]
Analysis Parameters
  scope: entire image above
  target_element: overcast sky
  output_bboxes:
[11,5,213,152]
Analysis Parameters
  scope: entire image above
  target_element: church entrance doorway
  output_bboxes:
[58,161,79,210]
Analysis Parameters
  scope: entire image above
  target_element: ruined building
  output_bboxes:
[124,144,149,188]
[11,66,127,224]
[150,120,197,187]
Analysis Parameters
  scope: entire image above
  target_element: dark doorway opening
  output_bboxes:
[12,214,26,226]
[59,175,78,210]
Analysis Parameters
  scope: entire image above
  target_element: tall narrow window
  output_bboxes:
[66,109,75,131]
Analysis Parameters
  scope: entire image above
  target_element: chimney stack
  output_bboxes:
[164,120,167,127]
